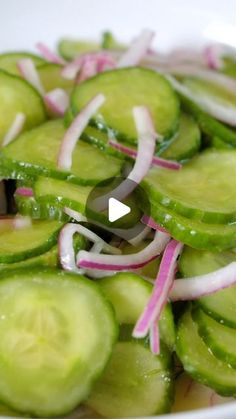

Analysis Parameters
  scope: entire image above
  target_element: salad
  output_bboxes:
[0,29,236,418]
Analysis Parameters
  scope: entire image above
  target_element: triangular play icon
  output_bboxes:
[108,197,131,222]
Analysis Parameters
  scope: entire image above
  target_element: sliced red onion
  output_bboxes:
[170,262,236,301]
[58,223,85,273]
[64,207,87,223]
[63,208,120,255]
[17,58,45,95]
[163,64,236,93]
[36,42,66,65]
[76,57,98,83]
[149,322,160,355]
[204,45,224,69]
[133,239,183,338]
[15,187,34,197]
[0,182,7,215]
[141,214,168,233]
[167,75,236,126]
[77,230,170,271]
[57,93,105,170]
[61,52,116,80]
[117,29,154,68]
[108,139,181,170]
[44,88,69,116]
[2,113,26,147]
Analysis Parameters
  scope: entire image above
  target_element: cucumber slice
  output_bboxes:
[0,245,58,274]
[194,308,236,367]
[211,136,234,149]
[121,240,161,279]
[0,52,45,76]
[0,70,46,146]
[0,269,117,416]
[38,63,74,92]
[176,307,236,396]
[101,31,125,50]
[144,149,236,224]
[87,340,173,417]
[15,192,69,221]
[159,113,201,162]
[0,219,62,263]
[58,39,100,60]
[222,56,236,78]
[0,119,123,185]
[150,201,236,251]
[71,67,180,144]
[99,272,176,351]
[179,246,236,328]
[181,94,236,147]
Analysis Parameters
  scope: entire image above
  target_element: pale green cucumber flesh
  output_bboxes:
[0,52,45,76]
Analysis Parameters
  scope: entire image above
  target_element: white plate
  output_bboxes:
[1,0,236,418]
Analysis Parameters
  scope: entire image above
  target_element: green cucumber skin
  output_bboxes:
[0,119,123,186]
[0,268,118,417]
[0,70,47,144]
[71,67,180,144]
[179,247,236,329]
[0,52,45,76]
[144,149,236,225]
[158,113,201,162]
[176,308,236,396]
[0,221,63,264]
[149,201,236,251]
[193,308,236,368]
[15,194,68,221]
[181,95,236,147]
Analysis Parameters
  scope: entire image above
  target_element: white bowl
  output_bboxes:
[1,0,236,418]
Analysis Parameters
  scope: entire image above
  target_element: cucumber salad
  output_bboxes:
[0,29,236,417]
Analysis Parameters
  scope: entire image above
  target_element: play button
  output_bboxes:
[108,198,131,222]
[85,176,150,241]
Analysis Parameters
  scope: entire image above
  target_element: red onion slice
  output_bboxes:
[141,214,168,233]
[36,42,66,65]
[77,230,170,271]
[167,75,236,126]
[18,58,45,95]
[170,262,236,301]
[63,209,121,255]
[117,29,154,68]
[61,52,116,80]
[133,239,183,338]
[15,187,34,197]
[57,93,105,170]
[2,113,26,147]
[76,57,98,83]
[44,88,69,116]
[108,139,181,170]
[149,322,160,355]
[204,45,224,69]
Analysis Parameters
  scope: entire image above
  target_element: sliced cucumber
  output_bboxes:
[0,119,123,185]
[159,113,201,162]
[0,219,62,263]
[58,39,100,60]
[0,245,58,274]
[71,67,180,144]
[176,307,236,396]
[38,63,74,92]
[149,201,236,251]
[87,340,173,417]
[180,94,236,147]
[179,246,236,328]
[15,193,68,221]
[211,136,234,149]
[193,307,236,367]
[0,52,45,76]
[0,70,46,146]
[99,272,176,351]
[101,31,125,50]
[121,240,160,279]
[144,149,236,224]
[0,269,117,416]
